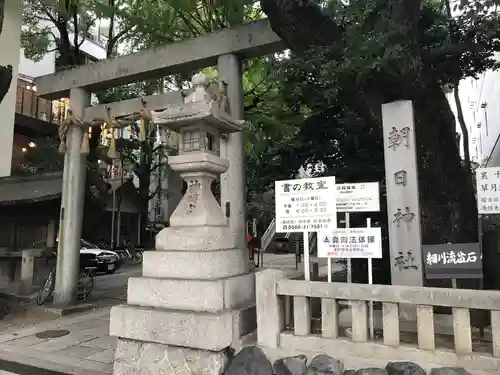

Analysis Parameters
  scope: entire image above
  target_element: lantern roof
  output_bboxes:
[151,72,244,133]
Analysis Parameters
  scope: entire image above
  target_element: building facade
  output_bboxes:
[3,4,108,176]
[450,52,500,167]
[2,5,181,233]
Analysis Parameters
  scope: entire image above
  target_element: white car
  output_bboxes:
[80,240,121,274]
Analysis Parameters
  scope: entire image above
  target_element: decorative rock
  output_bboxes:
[430,368,472,375]
[355,369,388,375]
[306,354,344,375]
[274,355,308,375]
[386,362,426,375]
[225,346,273,375]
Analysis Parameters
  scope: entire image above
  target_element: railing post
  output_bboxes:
[256,269,288,348]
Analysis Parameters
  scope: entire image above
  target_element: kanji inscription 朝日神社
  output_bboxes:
[382,101,424,288]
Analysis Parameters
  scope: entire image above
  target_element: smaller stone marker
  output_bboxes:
[423,243,482,280]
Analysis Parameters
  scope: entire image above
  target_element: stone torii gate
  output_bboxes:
[34,19,283,307]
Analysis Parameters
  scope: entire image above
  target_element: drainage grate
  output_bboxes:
[35,329,70,339]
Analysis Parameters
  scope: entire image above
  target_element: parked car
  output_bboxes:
[80,240,121,274]
[266,237,291,253]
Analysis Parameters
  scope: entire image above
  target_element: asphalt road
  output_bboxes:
[88,264,141,307]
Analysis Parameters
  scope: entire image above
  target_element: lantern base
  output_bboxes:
[156,225,235,251]
[113,339,228,375]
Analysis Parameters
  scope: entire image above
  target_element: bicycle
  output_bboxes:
[36,254,97,306]
[116,242,143,265]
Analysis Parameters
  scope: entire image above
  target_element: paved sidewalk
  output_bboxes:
[0,308,114,375]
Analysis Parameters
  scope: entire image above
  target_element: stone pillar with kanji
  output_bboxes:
[382,101,424,319]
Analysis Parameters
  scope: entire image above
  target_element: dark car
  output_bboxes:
[266,237,291,253]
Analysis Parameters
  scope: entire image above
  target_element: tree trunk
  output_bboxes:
[138,170,151,244]
[411,84,477,243]
[260,0,478,247]
[453,85,471,168]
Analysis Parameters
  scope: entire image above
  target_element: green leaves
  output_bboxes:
[21,28,53,62]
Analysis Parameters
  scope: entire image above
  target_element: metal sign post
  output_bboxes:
[367,217,374,340]
[304,232,310,281]
[318,216,382,340]
[335,182,380,284]
[327,257,332,282]
[346,212,352,284]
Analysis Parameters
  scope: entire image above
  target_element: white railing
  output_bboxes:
[309,232,316,253]
[256,269,500,374]
[261,218,276,252]
[261,219,312,252]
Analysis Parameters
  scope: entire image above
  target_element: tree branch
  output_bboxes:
[109,25,134,51]
[148,184,161,200]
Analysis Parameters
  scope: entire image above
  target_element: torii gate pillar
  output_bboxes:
[54,88,90,306]
[218,54,247,250]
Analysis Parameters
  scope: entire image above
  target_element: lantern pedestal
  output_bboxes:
[110,73,254,375]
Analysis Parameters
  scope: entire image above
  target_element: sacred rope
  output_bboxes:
[57,81,230,158]
[57,101,152,159]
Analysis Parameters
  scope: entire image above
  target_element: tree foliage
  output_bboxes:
[22,0,135,64]
[257,0,500,247]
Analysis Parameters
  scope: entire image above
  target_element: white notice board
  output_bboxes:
[275,176,337,233]
[318,227,382,259]
[476,167,500,214]
[336,182,380,212]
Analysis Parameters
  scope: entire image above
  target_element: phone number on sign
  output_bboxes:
[282,224,327,231]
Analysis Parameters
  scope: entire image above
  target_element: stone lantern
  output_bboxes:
[151,72,242,229]
[109,72,255,375]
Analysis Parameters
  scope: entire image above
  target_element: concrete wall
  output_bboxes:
[0,0,22,177]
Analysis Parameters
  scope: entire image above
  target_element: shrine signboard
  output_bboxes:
[336,182,380,212]
[318,227,382,259]
[476,167,500,214]
[423,243,482,279]
[275,176,337,233]
[382,101,424,287]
